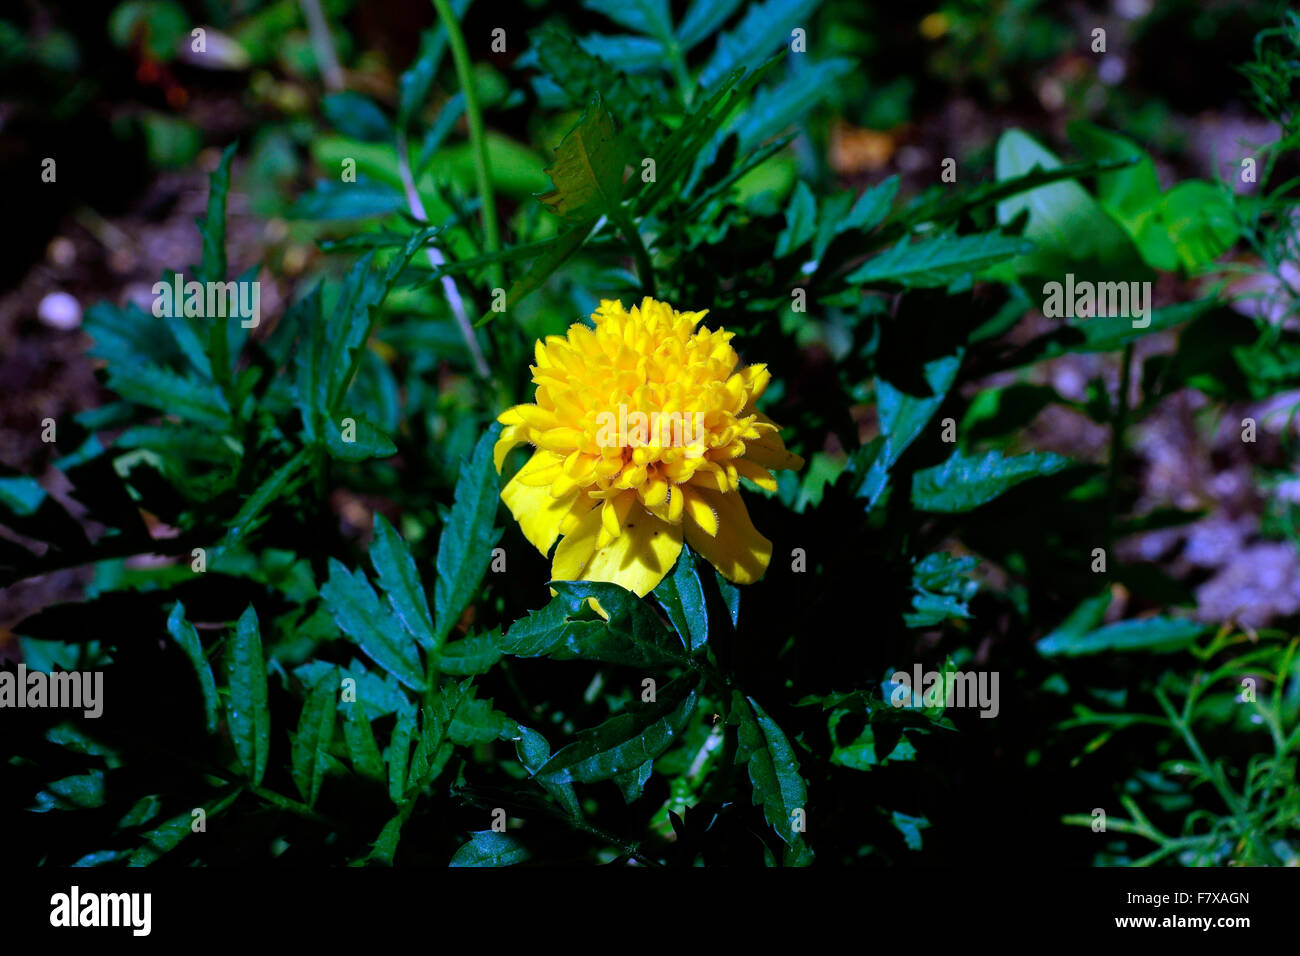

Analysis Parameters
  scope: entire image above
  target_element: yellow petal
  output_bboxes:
[501,450,575,555]
[734,457,778,492]
[742,431,804,471]
[682,486,718,537]
[553,502,683,597]
[684,487,772,585]
[493,425,527,473]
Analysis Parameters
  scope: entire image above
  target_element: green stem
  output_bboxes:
[613,208,655,297]
[431,0,503,292]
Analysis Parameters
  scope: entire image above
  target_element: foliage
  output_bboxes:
[4,1,1299,868]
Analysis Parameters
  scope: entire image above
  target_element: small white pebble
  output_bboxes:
[38,291,81,330]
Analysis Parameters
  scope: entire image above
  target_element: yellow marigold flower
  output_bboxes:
[494,297,804,597]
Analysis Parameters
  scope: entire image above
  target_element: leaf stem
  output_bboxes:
[396,130,492,378]
[431,0,503,292]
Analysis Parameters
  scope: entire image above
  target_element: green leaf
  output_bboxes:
[515,726,582,817]
[370,513,437,650]
[847,231,1031,287]
[290,178,406,220]
[1038,616,1208,657]
[994,128,1142,279]
[196,143,236,285]
[775,180,817,256]
[450,830,530,867]
[397,10,466,130]
[732,693,812,865]
[1057,299,1215,355]
[537,676,700,784]
[291,673,337,807]
[1157,181,1238,270]
[325,414,397,462]
[434,424,503,646]
[538,96,625,222]
[33,771,106,811]
[501,581,691,668]
[476,223,595,326]
[905,552,979,628]
[731,57,855,152]
[856,352,962,506]
[700,0,821,88]
[387,708,416,804]
[654,544,709,652]
[322,91,392,143]
[128,788,241,866]
[225,605,270,787]
[892,811,930,851]
[448,694,517,745]
[0,475,45,516]
[166,602,219,734]
[912,450,1071,513]
[342,696,385,782]
[320,558,426,691]
[107,362,231,428]
[634,60,777,212]
[676,0,745,50]
[1066,121,1160,235]
[219,448,311,554]
[439,633,505,675]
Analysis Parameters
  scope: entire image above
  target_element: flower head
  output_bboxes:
[494,297,803,596]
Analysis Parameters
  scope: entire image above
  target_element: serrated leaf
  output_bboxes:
[538,97,624,222]
[166,602,219,734]
[370,513,436,650]
[220,447,311,554]
[501,581,691,668]
[387,708,416,805]
[515,726,581,818]
[847,231,1031,287]
[912,450,1071,513]
[342,696,385,782]
[226,605,270,786]
[196,143,236,285]
[326,414,397,461]
[733,693,812,865]
[291,673,337,807]
[654,544,708,652]
[450,830,530,867]
[320,558,425,690]
[434,424,502,646]
[477,222,595,326]
[856,351,962,507]
[731,57,854,152]
[905,552,979,628]
[438,633,504,675]
[106,362,231,427]
[676,0,744,49]
[537,676,699,784]
[699,0,820,89]
[448,695,517,745]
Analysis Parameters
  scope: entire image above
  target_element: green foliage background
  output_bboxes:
[3,0,1299,867]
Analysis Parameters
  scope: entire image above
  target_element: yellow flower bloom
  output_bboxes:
[494,297,803,597]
